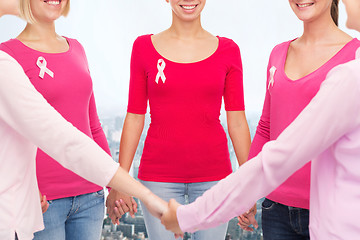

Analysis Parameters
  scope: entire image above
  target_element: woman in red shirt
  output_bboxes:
[107,0,251,239]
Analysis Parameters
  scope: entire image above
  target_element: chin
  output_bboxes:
[346,20,360,32]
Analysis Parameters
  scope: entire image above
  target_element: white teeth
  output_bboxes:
[182,5,196,10]
[297,3,313,7]
[47,1,60,5]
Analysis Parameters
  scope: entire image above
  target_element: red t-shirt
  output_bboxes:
[128,35,245,182]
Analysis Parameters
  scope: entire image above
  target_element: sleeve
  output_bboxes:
[127,37,148,114]
[0,51,118,187]
[223,40,245,111]
[176,61,360,232]
[248,59,272,159]
[88,91,111,155]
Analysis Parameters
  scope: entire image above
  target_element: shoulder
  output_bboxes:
[217,37,241,60]
[331,58,360,77]
[0,39,22,58]
[133,34,152,49]
[351,38,360,46]
[218,37,240,51]
[64,37,84,51]
[344,38,360,55]
[327,59,360,89]
[270,40,292,57]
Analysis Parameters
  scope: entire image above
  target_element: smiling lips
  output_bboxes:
[180,5,197,10]
[296,2,314,8]
[44,0,61,5]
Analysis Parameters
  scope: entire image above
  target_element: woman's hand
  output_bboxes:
[237,203,258,232]
[39,191,49,213]
[106,189,138,224]
[161,199,184,238]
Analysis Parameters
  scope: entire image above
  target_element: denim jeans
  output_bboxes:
[33,189,105,240]
[261,198,310,240]
[140,180,228,240]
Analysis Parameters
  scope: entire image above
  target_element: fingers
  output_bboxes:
[40,195,49,213]
[106,190,138,223]
[169,198,181,209]
[237,205,259,232]
[237,215,253,232]
[174,233,184,239]
[238,214,250,225]
[160,199,183,235]
[116,199,130,217]
[131,197,138,214]
[124,198,135,217]
[106,194,119,224]
[247,212,259,229]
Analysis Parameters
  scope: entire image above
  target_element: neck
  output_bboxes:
[301,14,339,44]
[168,14,204,39]
[20,21,57,41]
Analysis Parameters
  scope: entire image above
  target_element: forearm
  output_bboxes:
[227,111,251,166]
[108,167,151,200]
[119,113,145,172]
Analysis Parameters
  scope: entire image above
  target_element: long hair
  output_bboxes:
[331,0,339,26]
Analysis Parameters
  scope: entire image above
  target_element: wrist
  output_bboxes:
[138,188,153,203]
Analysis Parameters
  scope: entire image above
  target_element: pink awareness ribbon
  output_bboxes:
[155,59,166,84]
[37,56,54,79]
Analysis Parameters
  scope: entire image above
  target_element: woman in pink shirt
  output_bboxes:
[0,0,119,239]
[0,1,167,240]
[236,0,360,238]
[160,0,360,239]
[105,0,251,239]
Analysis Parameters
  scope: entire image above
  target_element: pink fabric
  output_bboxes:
[248,38,360,209]
[0,38,111,200]
[177,57,360,239]
[127,35,245,183]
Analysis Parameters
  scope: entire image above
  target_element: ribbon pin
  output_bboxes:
[155,59,166,84]
[268,66,276,90]
[37,56,54,79]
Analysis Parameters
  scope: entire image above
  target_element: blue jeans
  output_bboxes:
[140,180,228,240]
[33,189,105,240]
[261,198,310,240]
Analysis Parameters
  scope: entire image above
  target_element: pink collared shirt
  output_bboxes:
[177,58,360,239]
[0,51,118,240]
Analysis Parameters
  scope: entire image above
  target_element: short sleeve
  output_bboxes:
[127,37,148,114]
[223,40,245,111]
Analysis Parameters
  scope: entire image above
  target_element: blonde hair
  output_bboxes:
[19,0,70,24]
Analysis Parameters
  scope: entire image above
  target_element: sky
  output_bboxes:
[0,0,358,119]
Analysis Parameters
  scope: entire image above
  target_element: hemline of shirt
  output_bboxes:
[266,195,310,210]
[43,185,103,201]
[126,107,246,116]
[138,172,232,183]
